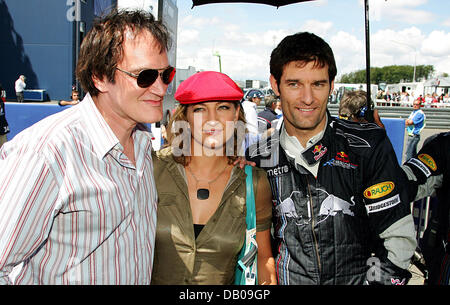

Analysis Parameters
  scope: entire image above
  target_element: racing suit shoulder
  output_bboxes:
[332,118,387,156]
[403,131,449,197]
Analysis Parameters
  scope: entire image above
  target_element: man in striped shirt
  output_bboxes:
[0,10,175,284]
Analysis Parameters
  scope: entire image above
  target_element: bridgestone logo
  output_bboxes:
[407,158,431,178]
[365,194,400,214]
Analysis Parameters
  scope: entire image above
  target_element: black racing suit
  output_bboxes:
[403,131,450,285]
[247,113,414,284]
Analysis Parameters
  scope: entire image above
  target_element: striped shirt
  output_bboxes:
[0,94,157,284]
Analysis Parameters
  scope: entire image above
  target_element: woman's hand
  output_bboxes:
[232,157,256,169]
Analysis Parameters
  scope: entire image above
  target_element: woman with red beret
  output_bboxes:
[151,71,276,285]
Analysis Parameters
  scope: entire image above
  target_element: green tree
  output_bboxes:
[338,65,436,83]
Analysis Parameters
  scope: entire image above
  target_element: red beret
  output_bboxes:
[175,71,243,104]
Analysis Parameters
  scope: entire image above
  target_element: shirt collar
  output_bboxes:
[79,93,120,159]
[281,115,328,154]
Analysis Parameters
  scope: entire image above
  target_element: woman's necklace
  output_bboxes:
[186,162,229,200]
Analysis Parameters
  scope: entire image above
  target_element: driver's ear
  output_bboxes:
[270,74,280,97]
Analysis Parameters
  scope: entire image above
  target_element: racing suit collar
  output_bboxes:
[280,112,332,165]
[300,111,334,166]
[280,112,331,176]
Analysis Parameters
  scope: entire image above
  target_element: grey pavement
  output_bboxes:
[401,128,449,164]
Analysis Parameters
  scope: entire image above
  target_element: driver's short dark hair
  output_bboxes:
[270,32,337,87]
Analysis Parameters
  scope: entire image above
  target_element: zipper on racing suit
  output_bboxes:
[306,178,322,275]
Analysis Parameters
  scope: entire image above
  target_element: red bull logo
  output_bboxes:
[312,144,327,161]
[364,181,395,199]
[313,144,323,154]
[336,151,349,162]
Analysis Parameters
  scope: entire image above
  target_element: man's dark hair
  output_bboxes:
[76,9,171,96]
[270,32,337,87]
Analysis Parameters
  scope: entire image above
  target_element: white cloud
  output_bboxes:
[224,24,240,32]
[177,29,199,45]
[261,29,291,48]
[330,31,365,76]
[312,0,329,7]
[371,27,424,58]
[330,26,450,78]
[368,0,434,24]
[420,31,450,57]
[301,20,333,38]
[181,15,220,28]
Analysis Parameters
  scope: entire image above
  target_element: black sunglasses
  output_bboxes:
[116,66,176,88]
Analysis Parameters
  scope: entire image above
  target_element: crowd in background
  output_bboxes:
[376,90,450,108]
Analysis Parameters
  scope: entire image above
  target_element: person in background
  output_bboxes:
[405,99,426,161]
[58,89,80,106]
[241,90,264,149]
[0,84,10,148]
[274,99,283,118]
[14,75,26,103]
[242,91,263,136]
[0,9,175,284]
[247,31,416,285]
[151,71,276,285]
[402,131,450,285]
[338,90,385,129]
[257,95,279,134]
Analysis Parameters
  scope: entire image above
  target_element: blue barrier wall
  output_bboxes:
[380,118,405,164]
[5,103,70,140]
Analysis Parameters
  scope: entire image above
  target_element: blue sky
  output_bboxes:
[174,0,450,83]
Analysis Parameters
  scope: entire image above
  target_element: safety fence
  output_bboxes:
[328,104,450,130]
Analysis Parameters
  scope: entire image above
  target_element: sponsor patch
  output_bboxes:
[336,151,349,162]
[418,153,437,171]
[407,158,431,178]
[267,165,290,177]
[365,194,400,214]
[323,158,358,170]
[323,151,358,170]
[364,181,395,199]
[312,144,327,161]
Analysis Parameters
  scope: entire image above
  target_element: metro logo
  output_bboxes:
[364,181,395,199]
[418,154,437,171]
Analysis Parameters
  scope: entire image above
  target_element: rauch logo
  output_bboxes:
[364,181,395,199]
[418,154,437,171]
